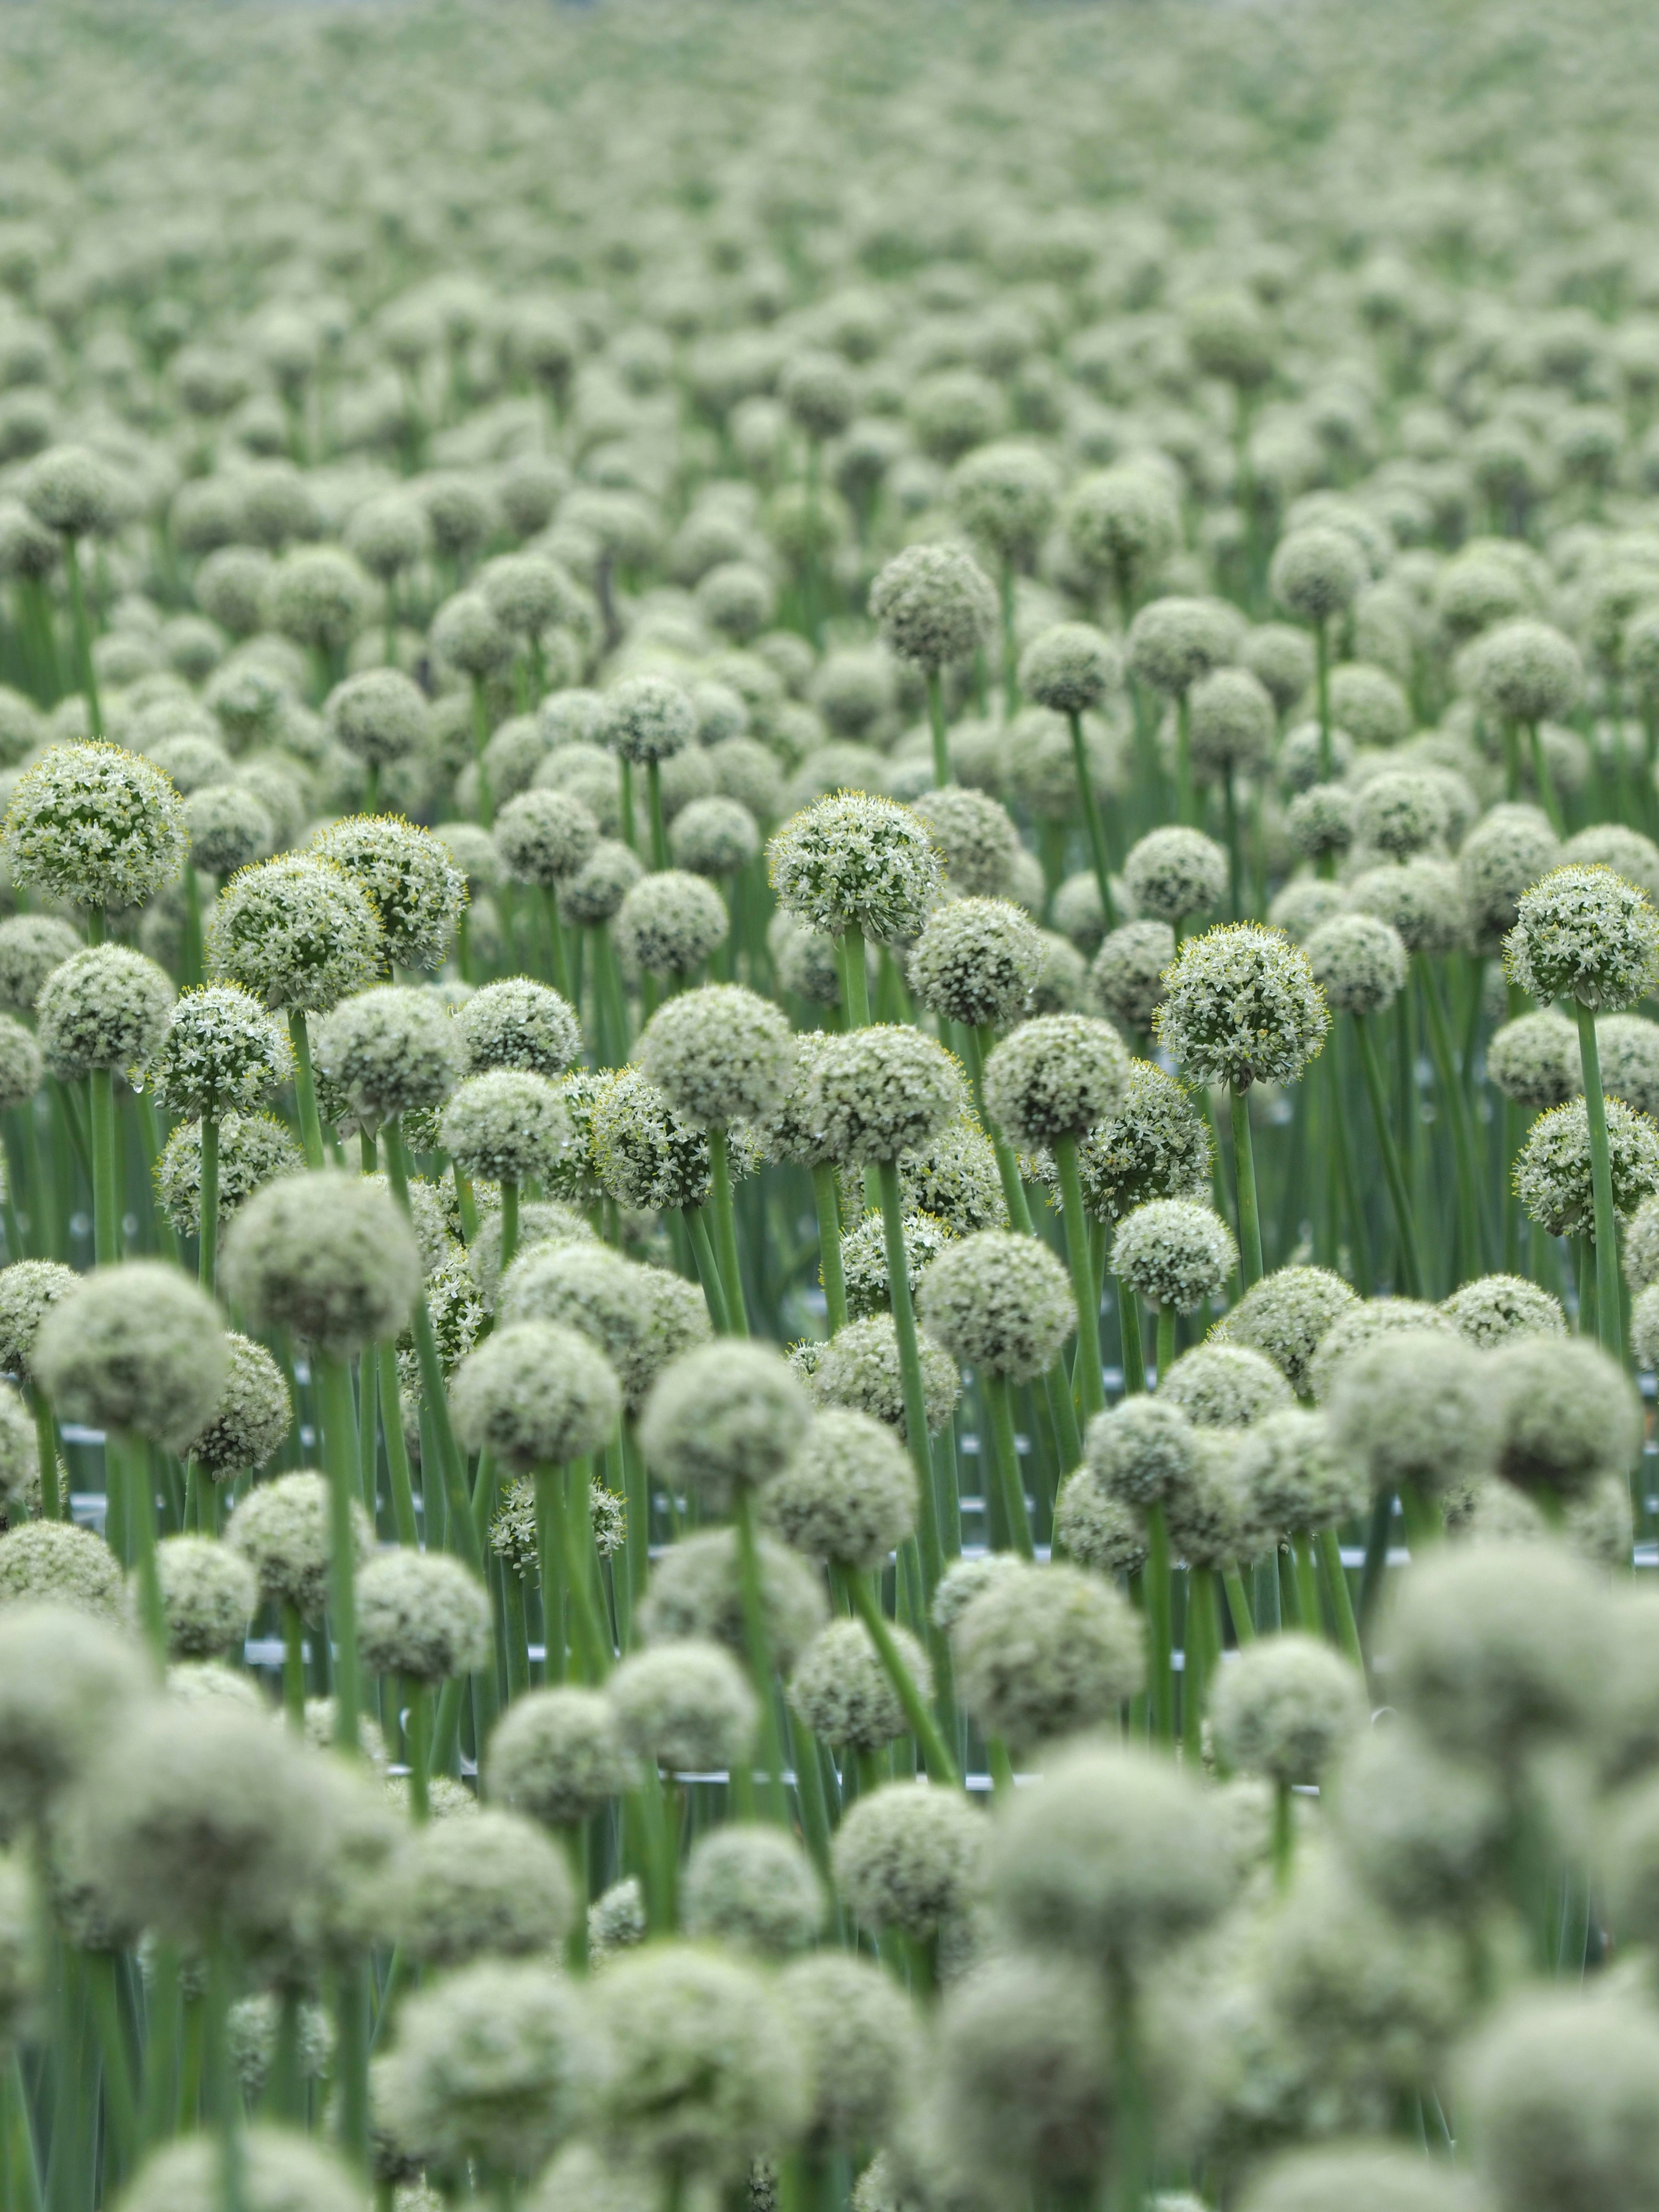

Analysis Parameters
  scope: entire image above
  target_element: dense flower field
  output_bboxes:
[3,1,1659,2209]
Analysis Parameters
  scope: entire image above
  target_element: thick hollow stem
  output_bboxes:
[287,1012,327,1170]
[89,1066,119,1266]
[1067,710,1116,931]
[383,1120,482,1570]
[838,923,872,1029]
[682,1205,729,1334]
[877,1157,944,1596]
[1353,1013,1425,1297]
[1316,1523,1365,1672]
[645,760,670,871]
[811,1161,848,1334]
[1420,959,1484,1280]
[32,1391,59,1520]
[114,1433,166,1664]
[198,1115,219,1293]
[982,1369,1034,1559]
[377,1342,420,1548]
[281,1603,306,1734]
[707,1126,749,1336]
[540,885,569,999]
[925,666,951,787]
[1228,1083,1264,1287]
[1576,1003,1626,1360]
[1144,1500,1174,1743]
[1119,1289,1146,1396]
[734,1487,789,1822]
[1052,1134,1106,1419]
[1221,1561,1256,1644]
[1314,618,1331,779]
[846,1569,960,1787]
[316,1351,363,1755]
[64,535,103,739]
[499,1179,520,1281]
[1156,1303,1176,1390]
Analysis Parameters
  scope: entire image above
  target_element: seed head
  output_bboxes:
[1236,1406,1367,1533]
[683,1824,825,1957]
[1188,667,1275,781]
[769,791,944,946]
[559,839,643,927]
[1287,782,1357,862]
[588,1068,714,1211]
[934,1955,1111,2196]
[781,1951,918,2156]
[313,985,461,1125]
[1459,804,1560,953]
[1328,1329,1496,1499]
[671,796,760,877]
[455,979,581,1079]
[441,1069,569,1186]
[603,676,695,766]
[1474,619,1584,726]
[1236,2144,1478,2212]
[983,1013,1129,1147]
[1052,1468,1148,1575]
[146,984,291,1119]
[111,2129,363,2212]
[358,1548,492,1683]
[1348,857,1469,958]
[1439,1273,1566,1348]
[1307,1297,1453,1402]
[1461,1991,1659,2212]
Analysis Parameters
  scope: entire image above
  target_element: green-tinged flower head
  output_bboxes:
[609,1638,758,1774]
[495,788,599,888]
[603,676,695,766]
[769,793,942,944]
[840,1208,955,1321]
[1065,462,1180,595]
[388,1807,574,1970]
[1348,857,1469,958]
[1328,1329,1496,1499]
[1019,622,1121,716]
[182,781,272,875]
[764,1408,916,1571]
[222,1171,420,1357]
[531,2143,654,2212]
[831,1783,983,1940]
[1488,1333,1639,1506]
[34,1261,225,1451]
[1167,1353,1291,1446]
[0,1521,124,1621]
[982,1012,1130,1145]
[265,546,372,655]
[450,1320,620,1474]
[1270,877,1348,942]
[952,1559,1143,1749]
[637,983,795,1131]
[949,442,1058,566]
[358,1547,491,1683]
[782,1951,918,2157]
[1506,864,1659,1010]
[455,979,580,1080]
[912,786,1020,900]
[181,1331,290,1482]
[431,588,512,679]
[1474,618,1584,725]
[1123,826,1227,927]
[146,984,291,1119]
[1236,1406,1367,1533]
[441,1068,569,1185]
[0,1260,77,1384]
[671,796,760,878]
[1211,1632,1365,1785]
[1090,919,1176,1033]
[807,1024,964,1167]
[1460,1991,1659,2212]
[208,855,384,1013]
[638,1527,826,1676]
[615,871,728,981]
[1388,1541,1608,1769]
[1486,1010,1581,1108]
[0,916,80,1016]
[1157,925,1328,1088]
[1354,769,1448,861]
[1084,1393,1198,1508]
[869,543,995,671]
[990,1737,1233,1970]
[1328,1714,1506,1923]
[810,1313,961,1436]
[1634,1282,1659,1369]
[36,944,172,1080]
[311,815,465,972]
[1189,667,1275,781]
[1213,1265,1357,1395]
[1563,823,1659,902]
[1517,1093,1659,1239]
[1127,595,1244,696]
[1246,621,1316,712]
[1307,1297,1452,1402]
[156,1111,302,1239]
[1269,525,1368,624]
[23,444,117,539]
[226,1470,372,1619]
[1236,2143,1478,2212]
[890,1115,1007,1235]
[110,2129,363,2212]
[150,1533,255,1661]
[639,1341,812,1507]
[790,1618,932,1753]
[918,1227,1074,1382]
[0,1603,139,1826]
[1164,1425,1252,1565]
[1329,661,1410,747]
[1460,804,1560,953]
[1303,912,1408,1019]
[559,839,643,928]
[934,1956,1111,2197]
[313,984,461,1125]
[1598,1013,1659,1118]
[436,821,505,896]
[485,1686,636,1829]
[1287,781,1357,862]
[753,1031,834,1170]
[589,1067,714,1210]
[381,1960,594,2179]
[1053,1467,1149,1574]
[1111,1198,1237,1313]
[3,744,186,913]
[1440,1273,1566,1348]
[1053,872,1109,956]
[326,667,428,768]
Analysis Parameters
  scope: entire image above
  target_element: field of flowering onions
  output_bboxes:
[6,0,1659,2208]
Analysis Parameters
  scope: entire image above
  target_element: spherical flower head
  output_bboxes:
[615,871,728,982]
[559,839,642,928]
[1306,1297,1452,1402]
[226,1469,371,1618]
[989,1738,1232,1971]
[1236,2144,1479,2212]
[1084,1393,1198,1508]
[1122,826,1227,927]
[1287,782,1356,862]
[1596,1012,1659,1119]
[1303,912,1408,1020]
[454,979,580,1081]
[156,1112,302,1239]
[683,1829,830,1969]
[840,1208,956,1321]
[1126,596,1244,698]
[1156,925,1328,1089]
[1459,803,1560,952]
[181,1331,290,1482]
[1329,661,1410,747]
[1327,1328,1495,1501]
[1563,823,1659,902]
[388,1807,574,1970]
[1353,769,1446,863]
[600,676,693,769]
[221,1171,420,1357]
[146,985,291,1120]
[1090,919,1176,1033]
[1487,1333,1638,1506]
[781,1951,918,2161]
[311,815,464,973]
[868,543,995,672]
[34,1261,225,1452]
[1244,620,1316,712]
[1188,667,1274,781]
[23,444,117,538]
[764,1408,916,1570]
[1110,1198,1236,1314]
[1161,1344,1292,1430]
[1052,1469,1148,1575]
[948,441,1058,566]
[0,1384,37,1520]
[588,1068,712,1211]
[265,546,372,655]
[1486,1010,1581,1109]
[1236,1406,1367,1533]
[313,985,461,1126]
[951,1560,1143,1751]
[0,1601,139,1831]
[1064,459,1180,579]
[0,1521,124,1621]
[790,1616,931,1753]
[0,745,178,916]
[1627,1192,1659,1293]
[450,1320,620,1474]
[325,667,428,769]
[831,1782,983,1940]
[0,917,81,1017]
[899,1115,1008,1235]
[484,1684,636,1830]
[208,855,384,1014]
[1516,1093,1659,1240]
[639,1341,812,1507]
[1506,863,1659,1010]
[810,1314,960,1437]
[982,1013,1129,1147]
[918,1228,1073,1382]
[637,1527,826,1676]
[911,786,1019,901]
[769,793,942,944]
[806,1025,964,1168]
[495,788,598,890]
[1268,525,1368,625]
[1211,1632,1365,1786]
[609,1637,758,1774]
[636,984,795,1131]
[151,1533,256,1660]
[1460,1990,1659,2212]
[934,1951,1117,2197]
[1440,1273,1566,1349]
[1348,858,1469,959]
[356,1547,492,1684]
[1018,623,1121,717]
[430,589,512,679]
[36,944,172,1081]
[1474,617,1583,727]
[188,779,274,877]
[1212,1265,1357,1397]
[441,1069,569,1186]
[113,2129,364,2212]
[1270,880,1348,947]
[670,796,760,879]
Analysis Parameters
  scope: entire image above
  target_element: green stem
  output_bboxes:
[683,1205,729,1334]
[32,1393,58,1521]
[377,1343,420,1547]
[84,1950,137,2187]
[925,666,950,787]
[1144,1501,1174,1742]
[1119,1289,1145,1396]
[1221,1561,1256,1643]
[1420,960,1484,1281]
[562,1457,612,1680]
[1228,1084,1263,1287]
[89,1066,118,1266]
[1183,1564,1218,1764]
[114,1433,165,1662]
[198,1115,219,1292]
[708,1126,748,1335]
[838,924,871,1028]
[1315,617,1331,778]
[287,1012,326,1170]
[471,677,493,825]
[645,760,669,871]
[734,1488,789,1821]
[1272,1780,1294,1891]
[383,1121,483,1571]
[282,1602,305,1734]
[1067,709,1115,929]
[1174,688,1194,823]
[1576,1003,1625,1359]
[1052,1135,1106,1419]
[847,1569,960,1787]
[811,1162,847,1333]
[877,1157,944,1597]
[1222,763,1243,920]
[64,536,102,738]
[1354,1013,1424,1296]
[1156,1303,1176,1389]
[316,1352,363,1755]
[1316,1524,1365,1671]
[540,885,569,1000]
[1529,719,1565,836]
[404,1679,431,1821]
[982,1370,1034,1558]
[535,1467,566,1684]
[499,1179,520,1281]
